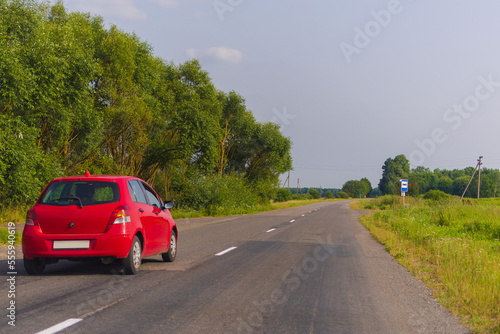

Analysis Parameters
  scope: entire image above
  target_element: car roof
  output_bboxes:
[49,175,140,183]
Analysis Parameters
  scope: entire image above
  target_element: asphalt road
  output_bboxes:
[0,201,469,334]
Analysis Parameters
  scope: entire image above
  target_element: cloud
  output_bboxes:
[66,0,147,20]
[186,46,243,64]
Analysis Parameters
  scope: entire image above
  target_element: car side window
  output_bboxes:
[128,180,148,204]
[141,182,162,208]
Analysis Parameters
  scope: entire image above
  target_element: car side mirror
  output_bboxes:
[163,200,174,210]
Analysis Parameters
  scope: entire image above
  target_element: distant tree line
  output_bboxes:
[289,187,340,197]
[378,155,500,198]
[0,0,292,209]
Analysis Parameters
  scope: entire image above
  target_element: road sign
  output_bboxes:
[400,179,408,193]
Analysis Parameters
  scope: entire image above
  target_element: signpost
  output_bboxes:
[400,179,408,205]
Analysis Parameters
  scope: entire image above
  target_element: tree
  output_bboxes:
[342,178,371,198]
[0,115,60,203]
[336,191,349,199]
[245,122,293,184]
[324,191,333,199]
[452,176,470,197]
[0,0,294,208]
[437,176,453,194]
[275,188,292,202]
[379,155,410,195]
[309,188,321,199]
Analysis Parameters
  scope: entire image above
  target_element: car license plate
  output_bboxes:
[53,240,90,250]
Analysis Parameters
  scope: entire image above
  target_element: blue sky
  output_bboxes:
[54,0,500,188]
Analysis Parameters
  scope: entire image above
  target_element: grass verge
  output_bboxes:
[353,196,500,333]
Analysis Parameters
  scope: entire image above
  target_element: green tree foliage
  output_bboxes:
[0,0,293,207]
[0,115,61,203]
[324,191,333,199]
[336,191,349,199]
[275,188,292,202]
[381,155,500,198]
[342,178,371,198]
[379,155,410,195]
[308,188,321,199]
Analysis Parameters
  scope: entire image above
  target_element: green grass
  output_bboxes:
[0,203,30,225]
[353,196,500,333]
[0,204,28,245]
[0,226,22,245]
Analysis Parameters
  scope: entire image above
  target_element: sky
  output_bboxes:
[51,0,500,188]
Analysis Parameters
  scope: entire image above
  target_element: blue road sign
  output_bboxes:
[400,179,408,192]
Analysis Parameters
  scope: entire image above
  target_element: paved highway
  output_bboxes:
[1,201,469,333]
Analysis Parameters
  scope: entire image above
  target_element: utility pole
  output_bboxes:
[460,156,483,201]
[478,156,483,199]
[297,178,301,194]
[282,172,290,189]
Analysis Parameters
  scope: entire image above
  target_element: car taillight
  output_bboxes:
[25,208,39,226]
[109,206,131,225]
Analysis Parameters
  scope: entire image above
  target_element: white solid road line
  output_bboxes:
[36,318,82,334]
[215,247,237,256]
[266,228,276,233]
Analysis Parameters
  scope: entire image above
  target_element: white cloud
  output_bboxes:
[66,0,147,20]
[186,46,243,64]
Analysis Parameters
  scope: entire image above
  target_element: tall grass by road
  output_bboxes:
[354,196,500,333]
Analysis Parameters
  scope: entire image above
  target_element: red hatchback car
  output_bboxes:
[22,172,177,275]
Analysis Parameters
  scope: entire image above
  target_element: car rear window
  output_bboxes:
[38,181,120,206]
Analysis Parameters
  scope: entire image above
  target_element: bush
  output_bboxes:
[423,190,450,201]
[324,191,333,199]
[292,193,312,200]
[275,188,292,202]
[175,175,260,216]
[336,191,349,199]
[309,189,321,199]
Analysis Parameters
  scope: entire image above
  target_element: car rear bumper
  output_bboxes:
[22,224,136,260]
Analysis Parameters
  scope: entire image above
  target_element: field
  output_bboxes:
[354,196,500,333]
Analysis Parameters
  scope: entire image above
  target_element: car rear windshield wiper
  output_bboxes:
[54,196,84,209]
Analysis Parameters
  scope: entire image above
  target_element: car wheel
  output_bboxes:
[123,236,142,275]
[24,257,46,275]
[161,231,177,262]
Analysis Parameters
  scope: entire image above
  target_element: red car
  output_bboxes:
[22,172,177,275]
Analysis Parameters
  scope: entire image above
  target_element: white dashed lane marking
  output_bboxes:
[215,247,237,256]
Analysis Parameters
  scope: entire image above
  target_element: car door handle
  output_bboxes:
[139,209,144,213]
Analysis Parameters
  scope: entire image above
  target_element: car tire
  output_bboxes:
[123,236,142,275]
[161,231,177,262]
[24,257,46,275]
